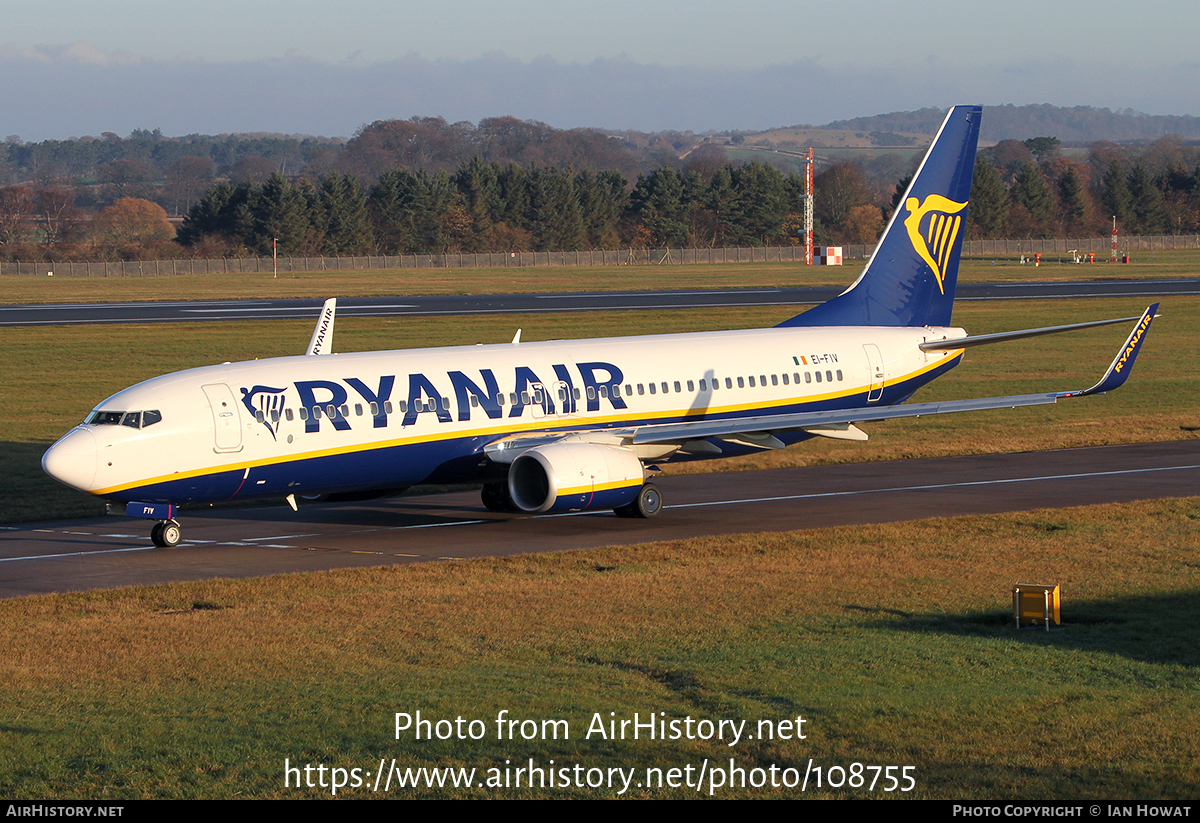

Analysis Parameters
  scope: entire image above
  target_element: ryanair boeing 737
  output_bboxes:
[42,106,1158,547]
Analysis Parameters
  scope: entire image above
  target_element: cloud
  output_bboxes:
[0,48,1194,141]
[0,41,141,67]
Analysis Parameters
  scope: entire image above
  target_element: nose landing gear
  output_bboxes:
[150,520,182,548]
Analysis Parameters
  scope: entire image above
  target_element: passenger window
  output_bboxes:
[771,374,778,386]
[782,374,789,385]
[674,381,681,393]
[815,372,822,383]
[254,410,264,423]
[687,380,694,392]
[510,392,518,405]
[371,402,379,416]
[760,374,767,386]
[826,371,833,383]
[521,392,531,405]
[699,379,707,391]
[299,407,309,421]
[471,395,479,408]
[748,376,756,387]
[625,384,632,395]
[354,404,362,416]
[587,386,596,400]
[737,377,744,388]
[312,407,322,420]
[661,382,668,394]
[805,372,812,383]
[638,384,645,395]
[573,388,581,400]
[285,408,294,422]
[341,404,350,417]
[649,383,656,394]
[836,370,843,381]
[398,400,407,413]
[271,409,281,422]
[495,394,504,406]
[599,386,608,399]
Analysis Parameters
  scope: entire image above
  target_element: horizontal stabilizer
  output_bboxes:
[920,312,1149,351]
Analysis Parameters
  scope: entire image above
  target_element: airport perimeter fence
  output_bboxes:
[3,234,1198,277]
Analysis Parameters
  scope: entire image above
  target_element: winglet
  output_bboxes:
[1059,303,1158,398]
[306,298,336,356]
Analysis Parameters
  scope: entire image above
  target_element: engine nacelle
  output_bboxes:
[508,443,645,514]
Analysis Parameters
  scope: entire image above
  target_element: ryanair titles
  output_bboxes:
[1113,311,1153,374]
[244,361,627,435]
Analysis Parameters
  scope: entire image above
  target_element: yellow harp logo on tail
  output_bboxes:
[903,194,967,294]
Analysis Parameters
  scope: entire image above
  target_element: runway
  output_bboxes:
[1,278,1196,326]
[4,440,1197,599]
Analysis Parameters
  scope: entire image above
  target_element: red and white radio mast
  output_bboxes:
[803,147,814,265]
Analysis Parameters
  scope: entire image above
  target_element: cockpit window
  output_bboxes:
[86,409,162,428]
[86,411,124,426]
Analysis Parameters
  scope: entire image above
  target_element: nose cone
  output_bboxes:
[43,428,98,491]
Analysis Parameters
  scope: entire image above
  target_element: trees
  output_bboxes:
[238,173,313,255]
[1126,165,1167,235]
[165,156,216,216]
[628,168,689,247]
[313,174,373,255]
[0,185,34,245]
[1100,161,1132,228]
[814,162,871,234]
[1010,162,1055,237]
[968,158,1008,239]
[1023,136,1061,162]
[93,198,174,248]
[1056,165,1089,236]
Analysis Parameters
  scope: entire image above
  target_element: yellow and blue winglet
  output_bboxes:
[1058,303,1158,398]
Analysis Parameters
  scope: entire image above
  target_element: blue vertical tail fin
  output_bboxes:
[779,105,981,328]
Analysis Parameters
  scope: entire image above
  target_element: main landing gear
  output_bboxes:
[614,482,663,519]
[150,520,182,548]
[480,481,518,513]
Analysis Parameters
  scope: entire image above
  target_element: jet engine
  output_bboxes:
[508,442,646,514]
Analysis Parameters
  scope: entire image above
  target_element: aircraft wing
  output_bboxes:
[483,304,1157,460]
[632,303,1157,447]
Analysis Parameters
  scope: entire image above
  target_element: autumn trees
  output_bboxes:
[963,135,1200,240]
[7,118,1200,262]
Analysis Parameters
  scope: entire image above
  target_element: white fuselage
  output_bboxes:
[45,323,965,505]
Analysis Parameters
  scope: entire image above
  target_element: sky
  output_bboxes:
[3,0,1199,140]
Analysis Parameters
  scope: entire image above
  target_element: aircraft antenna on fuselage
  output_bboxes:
[306,298,336,355]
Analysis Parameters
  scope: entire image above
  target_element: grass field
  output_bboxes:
[0,249,1196,304]
[1,498,1197,798]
